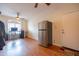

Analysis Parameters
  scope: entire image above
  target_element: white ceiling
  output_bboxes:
[0,3,79,20]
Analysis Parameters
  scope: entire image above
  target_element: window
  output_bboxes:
[8,23,21,34]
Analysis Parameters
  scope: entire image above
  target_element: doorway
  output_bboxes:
[8,22,21,40]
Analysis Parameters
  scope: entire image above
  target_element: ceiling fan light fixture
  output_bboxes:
[16,12,20,20]
[34,3,51,8]
[34,3,38,8]
[45,3,51,6]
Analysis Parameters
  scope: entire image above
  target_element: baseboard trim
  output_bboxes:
[63,47,79,52]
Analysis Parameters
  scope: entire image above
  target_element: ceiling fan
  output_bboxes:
[34,3,51,8]
[16,12,25,20]
[16,12,20,20]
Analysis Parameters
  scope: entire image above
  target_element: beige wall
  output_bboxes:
[0,15,28,34]
[28,4,79,47]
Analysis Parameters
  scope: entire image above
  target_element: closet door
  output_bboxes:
[62,12,79,51]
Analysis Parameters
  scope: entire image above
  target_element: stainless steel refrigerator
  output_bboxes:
[38,21,52,47]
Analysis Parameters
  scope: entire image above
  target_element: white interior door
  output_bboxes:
[62,12,79,51]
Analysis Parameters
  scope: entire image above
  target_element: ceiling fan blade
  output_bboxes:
[34,3,38,8]
[45,3,51,6]
[0,11,1,15]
